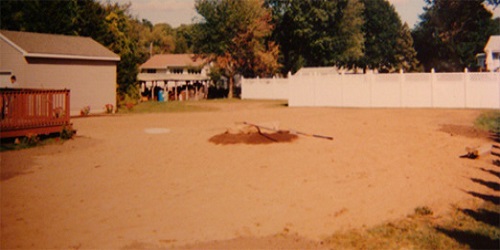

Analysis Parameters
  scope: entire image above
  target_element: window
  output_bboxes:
[172,68,183,74]
[188,68,202,74]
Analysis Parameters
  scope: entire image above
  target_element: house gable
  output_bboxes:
[485,35,500,52]
[484,35,500,72]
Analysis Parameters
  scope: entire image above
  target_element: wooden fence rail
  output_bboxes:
[0,88,70,139]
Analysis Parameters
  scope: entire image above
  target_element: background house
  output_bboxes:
[485,35,500,72]
[0,30,120,115]
[137,54,211,101]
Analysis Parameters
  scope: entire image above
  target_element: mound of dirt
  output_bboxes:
[209,130,298,145]
[439,124,491,139]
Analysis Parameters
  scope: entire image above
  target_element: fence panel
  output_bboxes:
[341,74,371,107]
[241,78,288,100]
[371,74,402,107]
[243,72,500,109]
[466,73,500,108]
[315,75,342,106]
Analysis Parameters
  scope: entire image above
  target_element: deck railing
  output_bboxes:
[0,88,70,138]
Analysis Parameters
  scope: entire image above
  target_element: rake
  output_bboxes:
[242,121,334,141]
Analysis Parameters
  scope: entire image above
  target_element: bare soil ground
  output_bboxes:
[1,101,498,249]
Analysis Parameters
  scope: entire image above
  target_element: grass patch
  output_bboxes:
[322,202,499,249]
[0,125,75,152]
[117,101,216,114]
[1,134,67,152]
[116,99,287,114]
[475,110,500,133]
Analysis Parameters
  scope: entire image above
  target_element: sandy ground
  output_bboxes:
[1,101,498,249]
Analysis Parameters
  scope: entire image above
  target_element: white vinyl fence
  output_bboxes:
[241,72,500,109]
[241,77,289,100]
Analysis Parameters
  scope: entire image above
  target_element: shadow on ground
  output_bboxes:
[436,134,500,249]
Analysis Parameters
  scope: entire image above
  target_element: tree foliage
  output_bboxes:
[174,24,195,54]
[358,0,404,72]
[268,0,421,74]
[1,0,79,35]
[193,0,280,98]
[267,0,365,74]
[395,23,421,72]
[413,0,499,72]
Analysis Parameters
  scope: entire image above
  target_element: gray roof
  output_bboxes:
[0,30,120,61]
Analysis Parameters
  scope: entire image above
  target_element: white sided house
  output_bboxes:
[485,35,500,72]
[0,30,120,115]
[138,54,210,101]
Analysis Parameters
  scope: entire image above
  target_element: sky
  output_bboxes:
[108,0,500,29]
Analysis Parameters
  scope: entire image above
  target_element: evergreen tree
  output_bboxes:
[395,23,421,72]
[338,0,365,69]
[358,0,403,72]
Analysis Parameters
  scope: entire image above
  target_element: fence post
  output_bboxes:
[48,91,54,119]
[431,68,435,107]
[340,71,345,106]
[464,68,468,108]
[368,70,373,107]
[65,89,70,120]
[272,75,277,99]
[400,69,404,107]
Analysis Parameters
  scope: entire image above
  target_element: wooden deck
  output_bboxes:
[1,88,70,139]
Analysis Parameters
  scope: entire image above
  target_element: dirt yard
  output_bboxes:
[0,101,497,249]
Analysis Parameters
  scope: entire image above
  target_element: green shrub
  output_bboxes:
[21,133,40,147]
[60,125,75,140]
[475,111,500,133]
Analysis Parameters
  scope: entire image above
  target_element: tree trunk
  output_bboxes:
[227,74,234,99]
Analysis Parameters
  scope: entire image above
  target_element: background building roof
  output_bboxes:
[0,30,120,61]
[141,54,206,69]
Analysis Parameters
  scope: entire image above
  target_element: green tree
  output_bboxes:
[1,0,79,35]
[101,3,141,99]
[267,0,364,75]
[74,0,109,43]
[174,24,195,53]
[357,0,404,72]
[337,0,365,69]
[395,23,421,72]
[193,0,280,98]
[413,0,499,72]
[150,23,176,54]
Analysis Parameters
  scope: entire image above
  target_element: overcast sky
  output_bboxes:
[108,0,500,29]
